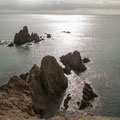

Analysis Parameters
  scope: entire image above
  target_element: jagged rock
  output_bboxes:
[63,94,71,110]
[19,72,29,81]
[29,56,68,114]
[60,51,87,72]
[83,83,97,101]
[78,83,97,110]
[0,56,68,118]
[14,26,31,45]
[63,65,71,75]
[31,33,41,43]
[8,42,14,47]
[0,76,34,116]
[14,26,42,45]
[83,58,90,63]
[79,99,92,110]
[45,33,51,38]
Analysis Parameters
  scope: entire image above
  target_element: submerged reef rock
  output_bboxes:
[60,51,87,72]
[0,56,68,118]
[78,82,97,110]
[8,42,14,47]
[83,58,90,63]
[14,26,42,45]
[62,31,71,33]
[45,33,52,38]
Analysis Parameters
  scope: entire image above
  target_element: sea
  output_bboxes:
[0,14,120,117]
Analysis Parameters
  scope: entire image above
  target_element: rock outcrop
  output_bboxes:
[14,26,42,45]
[0,76,34,116]
[60,51,87,72]
[83,58,90,63]
[45,33,52,38]
[30,56,68,114]
[8,42,14,47]
[0,56,68,118]
[62,31,71,33]
[78,83,97,110]
[63,94,71,110]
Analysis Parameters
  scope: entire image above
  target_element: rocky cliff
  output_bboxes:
[0,56,68,119]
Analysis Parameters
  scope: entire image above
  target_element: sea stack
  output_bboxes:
[60,51,87,72]
[14,26,42,45]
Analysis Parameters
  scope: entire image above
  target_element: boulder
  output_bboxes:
[83,58,90,63]
[60,51,87,72]
[8,42,14,47]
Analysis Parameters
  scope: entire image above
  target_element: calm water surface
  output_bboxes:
[0,14,120,117]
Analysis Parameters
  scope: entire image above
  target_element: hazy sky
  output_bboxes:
[0,0,120,14]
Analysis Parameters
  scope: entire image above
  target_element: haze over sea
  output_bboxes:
[0,14,120,117]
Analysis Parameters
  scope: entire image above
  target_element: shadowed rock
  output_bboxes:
[8,42,14,47]
[45,33,52,38]
[63,94,72,110]
[0,56,68,118]
[63,65,71,75]
[19,72,29,81]
[14,26,42,45]
[60,51,87,72]
[83,58,90,63]
[62,31,71,33]
[14,26,31,45]
[78,82,97,110]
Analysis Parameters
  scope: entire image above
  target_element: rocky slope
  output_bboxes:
[0,56,68,119]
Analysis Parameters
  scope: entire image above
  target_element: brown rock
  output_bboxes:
[78,83,97,110]
[19,72,29,81]
[60,51,87,72]
[14,26,31,45]
[28,56,68,114]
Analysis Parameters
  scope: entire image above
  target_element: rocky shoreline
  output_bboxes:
[0,26,118,119]
[0,50,99,119]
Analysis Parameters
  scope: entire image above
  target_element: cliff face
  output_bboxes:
[0,56,68,118]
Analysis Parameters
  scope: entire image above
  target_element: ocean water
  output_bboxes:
[0,14,120,117]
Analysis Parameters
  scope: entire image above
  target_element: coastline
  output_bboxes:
[0,113,120,120]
